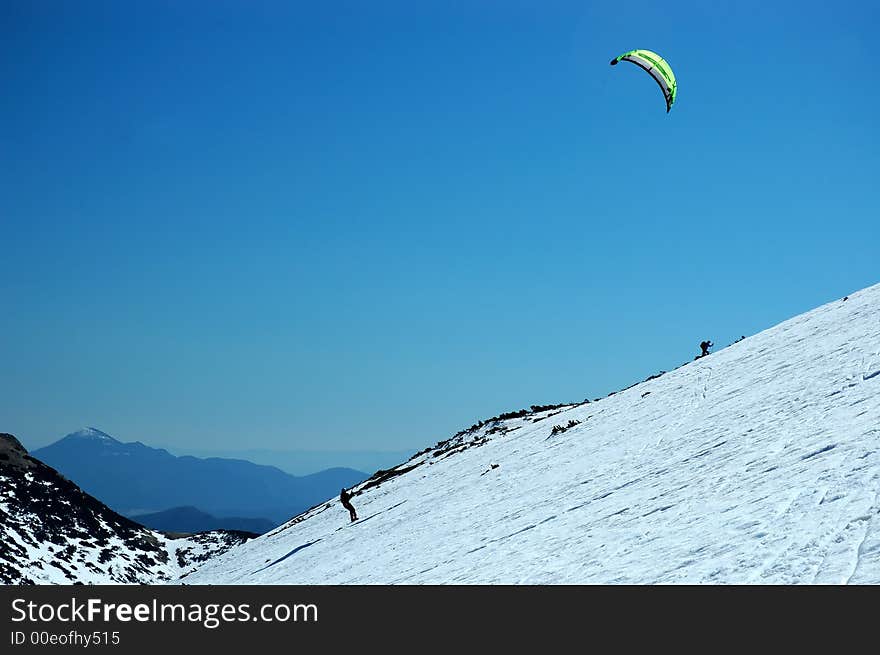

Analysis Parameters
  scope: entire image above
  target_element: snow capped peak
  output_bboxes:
[65,427,119,443]
[0,435,255,584]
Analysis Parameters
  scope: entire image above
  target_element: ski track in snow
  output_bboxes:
[184,284,880,584]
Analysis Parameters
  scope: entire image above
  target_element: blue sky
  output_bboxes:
[3,1,878,452]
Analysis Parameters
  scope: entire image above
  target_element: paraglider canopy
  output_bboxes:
[610,49,677,113]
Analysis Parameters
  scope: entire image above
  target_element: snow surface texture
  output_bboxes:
[186,283,880,584]
[0,434,251,584]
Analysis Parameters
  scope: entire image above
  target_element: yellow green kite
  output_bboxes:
[610,49,677,113]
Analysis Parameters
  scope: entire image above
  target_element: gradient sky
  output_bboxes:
[3,1,878,452]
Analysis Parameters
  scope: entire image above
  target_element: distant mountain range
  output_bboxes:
[34,428,369,524]
[130,506,275,535]
[0,433,251,584]
[160,446,418,478]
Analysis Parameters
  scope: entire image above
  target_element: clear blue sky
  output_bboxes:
[3,1,878,452]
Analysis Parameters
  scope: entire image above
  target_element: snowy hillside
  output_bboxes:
[0,434,253,584]
[185,283,880,584]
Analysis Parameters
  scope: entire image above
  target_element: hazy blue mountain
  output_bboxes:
[159,446,418,477]
[33,428,369,523]
[129,506,275,535]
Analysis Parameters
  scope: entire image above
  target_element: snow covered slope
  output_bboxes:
[0,434,253,584]
[185,283,880,584]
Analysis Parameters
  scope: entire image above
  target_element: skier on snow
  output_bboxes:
[340,487,358,522]
[699,340,713,357]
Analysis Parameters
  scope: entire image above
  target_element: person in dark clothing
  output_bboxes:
[340,487,358,522]
[699,340,713,357]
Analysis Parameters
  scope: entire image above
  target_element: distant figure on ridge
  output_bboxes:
[699,340,713,358]
[340,487,358,522]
